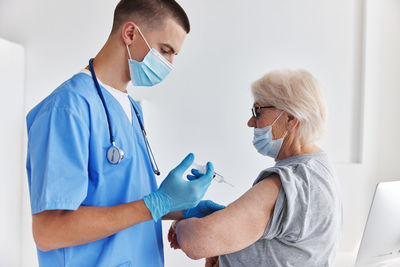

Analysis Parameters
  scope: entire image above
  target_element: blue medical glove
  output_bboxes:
[143,153,214,221]
[186,168,205,181]
[183,200,226,219]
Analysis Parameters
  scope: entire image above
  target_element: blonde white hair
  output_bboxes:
[251,69,328,143]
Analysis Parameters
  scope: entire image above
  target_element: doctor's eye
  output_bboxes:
[161,48,170,54]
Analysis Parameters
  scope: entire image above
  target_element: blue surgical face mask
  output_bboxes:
[252,111,287,159]
[126,27,173,87]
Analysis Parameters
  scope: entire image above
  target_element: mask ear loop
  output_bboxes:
[282,130,289,139]
[271,111,284,126]
[126,45,133,59]
[136,27,152,51]
[126,26,152,60]
[271,111,288,140]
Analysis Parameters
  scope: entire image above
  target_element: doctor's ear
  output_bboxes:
[121,22,139,45]
[286,114,299,132]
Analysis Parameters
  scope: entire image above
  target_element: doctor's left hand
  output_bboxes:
[143,153,214,221]
[183,200,226,219]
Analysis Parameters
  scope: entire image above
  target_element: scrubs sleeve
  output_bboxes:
[27,107,90,214]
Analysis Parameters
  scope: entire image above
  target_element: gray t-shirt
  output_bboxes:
[219,152,342,267]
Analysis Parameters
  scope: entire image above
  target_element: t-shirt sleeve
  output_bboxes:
[254,165,310,241]
[27,107,90,215]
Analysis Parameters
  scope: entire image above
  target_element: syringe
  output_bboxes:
[192,163,234,187]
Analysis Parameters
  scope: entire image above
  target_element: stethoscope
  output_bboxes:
[89,58,160,176]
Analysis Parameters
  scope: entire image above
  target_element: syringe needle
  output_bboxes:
[214,171,223,178]
[214,172,235,187]
[223,180,235,187]
[192,164,234,187]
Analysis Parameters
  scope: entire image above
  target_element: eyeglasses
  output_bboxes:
[251,106,275,118]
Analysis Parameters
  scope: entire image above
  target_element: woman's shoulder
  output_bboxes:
[253,152,335,186]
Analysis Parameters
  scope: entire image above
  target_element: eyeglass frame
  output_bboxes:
[251,106,275,118]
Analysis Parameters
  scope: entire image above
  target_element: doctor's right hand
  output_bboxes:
[143,153,214,221]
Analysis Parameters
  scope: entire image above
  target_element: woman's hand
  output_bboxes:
[168,220,180,249]
[169,221,220,266]
[205,256,219,267]
[168,200,225,250]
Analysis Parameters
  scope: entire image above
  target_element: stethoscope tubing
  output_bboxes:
[88,58,160,175]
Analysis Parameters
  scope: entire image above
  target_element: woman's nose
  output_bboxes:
[248,116,255,127]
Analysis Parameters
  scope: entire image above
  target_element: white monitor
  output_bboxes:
[356,180,400,266]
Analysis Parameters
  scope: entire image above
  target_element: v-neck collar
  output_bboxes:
[81,70,133,125]
[96,83,134,127]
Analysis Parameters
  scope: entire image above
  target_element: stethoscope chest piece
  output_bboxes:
[107,143,124,164]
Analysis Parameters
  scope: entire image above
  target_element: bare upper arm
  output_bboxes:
[177,174,282,258]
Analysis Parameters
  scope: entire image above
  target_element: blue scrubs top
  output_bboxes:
[26,73,164,267]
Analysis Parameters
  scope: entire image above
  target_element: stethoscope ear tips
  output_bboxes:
[154,170,160,176]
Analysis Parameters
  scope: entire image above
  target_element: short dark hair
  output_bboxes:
[111,0,190,34]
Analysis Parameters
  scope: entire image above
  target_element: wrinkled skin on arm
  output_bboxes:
[168,220,220,266]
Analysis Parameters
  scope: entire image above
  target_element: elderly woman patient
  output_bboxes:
[169,69,342,267]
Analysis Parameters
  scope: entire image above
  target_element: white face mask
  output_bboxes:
[252,111,287,159]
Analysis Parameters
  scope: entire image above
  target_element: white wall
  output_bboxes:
[0,38,24,267]
[0,1,117,266]
[0,0,399,266]
[335,1,400,265]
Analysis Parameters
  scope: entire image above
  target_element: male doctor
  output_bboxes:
[26,0,223,266]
